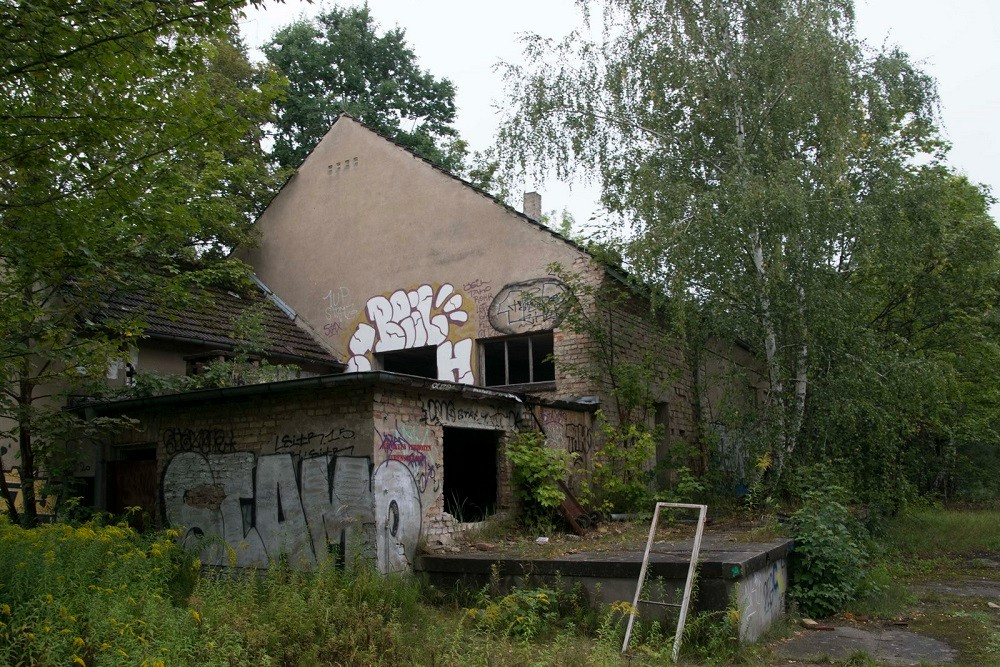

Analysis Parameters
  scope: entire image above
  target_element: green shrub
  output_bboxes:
[506,430,575,529]
[592,413,656,513]
[789,466,867,617]
[0,517,198,666]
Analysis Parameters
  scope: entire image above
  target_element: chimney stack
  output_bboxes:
[523,191,542,222]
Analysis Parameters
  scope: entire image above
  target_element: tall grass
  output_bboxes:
[0,517,198,666]
[0,518,423,666]
[884,508,1000,556]
[0,516,747,666]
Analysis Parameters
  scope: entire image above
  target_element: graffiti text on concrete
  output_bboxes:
[488,279,568,335]
[163,451,421,574]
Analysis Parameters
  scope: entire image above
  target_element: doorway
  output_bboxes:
[442,427,499,522]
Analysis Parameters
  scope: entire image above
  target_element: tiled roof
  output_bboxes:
[100,286,341,368]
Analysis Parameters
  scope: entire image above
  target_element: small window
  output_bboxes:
[481,333,555,387]
[378,346,437,379]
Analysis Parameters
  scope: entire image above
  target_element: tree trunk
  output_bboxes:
[0,450,18,524]
[17,364,37,527]
[788,284,809,467]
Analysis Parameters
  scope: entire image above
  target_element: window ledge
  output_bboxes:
[484,381,557,393]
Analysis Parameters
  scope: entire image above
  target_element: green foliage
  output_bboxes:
[506,430,574,530]
[883,507,1000,557]
[789,466,867,618]
[0,518,198,666]
[497,0,1000,506]
[122,303,301,397]
[0,2,281,525]
[592,413,657,513]
[0,517,423,666]
[265,5,466,172]
[654,465,708,505]
[467,586,561,641]
[676,608,744,666]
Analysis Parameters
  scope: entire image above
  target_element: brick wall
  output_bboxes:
[540,257,700,474]
[98,381,591,570]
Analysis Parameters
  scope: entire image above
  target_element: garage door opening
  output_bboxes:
[443,427,499,522]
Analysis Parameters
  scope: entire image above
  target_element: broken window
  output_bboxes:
[481,333,555,387]
[378,345,438,379]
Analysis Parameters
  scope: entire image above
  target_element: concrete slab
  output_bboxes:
[416,536,794,641]
[775,626,958,665]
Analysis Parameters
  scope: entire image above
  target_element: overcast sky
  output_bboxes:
[241,1,1000,223]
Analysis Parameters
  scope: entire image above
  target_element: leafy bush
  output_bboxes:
[506,430,575,530]
[591,413,657,513]
[789,466,867,617]
[467,586,560,640]
[0,517,423,666]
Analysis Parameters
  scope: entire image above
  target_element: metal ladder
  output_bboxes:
[621,502,708,663]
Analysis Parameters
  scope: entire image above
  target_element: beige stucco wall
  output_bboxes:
[241,116,586,387]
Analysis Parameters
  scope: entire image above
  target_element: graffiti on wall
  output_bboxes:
[376,420,439,496]
[537,409,593,473]
[345,283,474,384]
[324,287,359,326]
[0,463,54,518]
[737,559,788,642]
[272,426,357,459]
[488,278,568,335]
[565,422,594,468]
[162,451,421,573]
[463,278,494,337]
[423,398,518,430]
[163,427,237,457]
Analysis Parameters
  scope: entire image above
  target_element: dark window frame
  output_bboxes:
[479,332,555,387]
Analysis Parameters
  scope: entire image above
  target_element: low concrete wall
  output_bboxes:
[416,537,793,643]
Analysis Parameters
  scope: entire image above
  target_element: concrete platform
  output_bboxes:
[416,535,793,642]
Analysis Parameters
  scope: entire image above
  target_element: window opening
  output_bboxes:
[442,427,498,522]
[378,345,437,379]
[481,333,554,387]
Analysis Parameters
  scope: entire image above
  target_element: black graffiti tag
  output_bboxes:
[163,428,237,456]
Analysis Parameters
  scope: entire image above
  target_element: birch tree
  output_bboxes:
[496,0,970,486]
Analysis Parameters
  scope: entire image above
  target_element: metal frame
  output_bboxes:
[621,502,708,663]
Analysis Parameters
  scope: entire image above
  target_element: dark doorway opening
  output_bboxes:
[379,346,437,379]
[443,427,498,522]
[107,445,157,531]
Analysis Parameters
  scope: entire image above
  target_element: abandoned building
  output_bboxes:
[3,115,763,574]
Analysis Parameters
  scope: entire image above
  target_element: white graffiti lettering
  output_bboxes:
[162,452,422,573]
[346,283,473,384]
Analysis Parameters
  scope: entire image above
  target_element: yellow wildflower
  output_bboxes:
[1,603,10,615]
[191,610,201,623]
[72,656,85,666]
